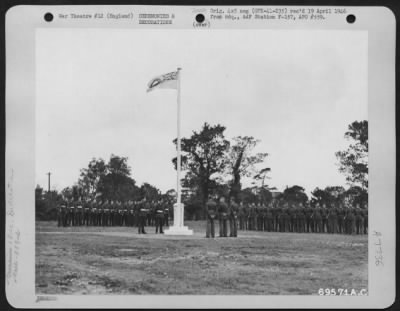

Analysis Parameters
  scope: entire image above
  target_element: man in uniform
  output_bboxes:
[337,202,346,234]
[321,203,329,233]
[229,198,239,237]
[102,200,110,227]
[296,202,306,233]
[304,202,313,233]
[272,201,280,232]
[218,197,229,237]
[155,199,165,234]
[138,199,149,234]
[355,203,364,234]
[288,203,297,233]
[327,202,338,234]
[127,200,134,227]
[163,200,170,227]
[256,203,263,231]
[238,202,245,230]
[206,197,217,238]
[344,202,355,234]
[243,202,250,231]
[110,200,116,226]
[277,202,285,232]
[264,202,274,232]
[57,200,64,227]
[362,202,368,234]
[70,198,77,226]
[76,197,84,226]
[96,199,102,226]
[249,203,256,231]
[312,202,323,233]
[83,197,91,226]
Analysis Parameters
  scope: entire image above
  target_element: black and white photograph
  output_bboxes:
[34,26,369,295]
[5,5,396,308]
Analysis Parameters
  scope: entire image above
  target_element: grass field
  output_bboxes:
[36,221,368,295]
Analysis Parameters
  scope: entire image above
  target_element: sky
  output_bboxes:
[36,28,367,196]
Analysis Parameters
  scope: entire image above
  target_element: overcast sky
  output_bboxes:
[36,28,367,196]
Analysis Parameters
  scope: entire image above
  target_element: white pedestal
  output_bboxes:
[164,202,193,236]
[164,225,193,235]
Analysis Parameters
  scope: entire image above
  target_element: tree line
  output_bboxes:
[36,120,368,221]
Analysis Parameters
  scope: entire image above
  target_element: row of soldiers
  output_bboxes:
[57,198,171,234]
[206,198,368,237]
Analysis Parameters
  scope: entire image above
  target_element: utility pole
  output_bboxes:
[47,172,51,192]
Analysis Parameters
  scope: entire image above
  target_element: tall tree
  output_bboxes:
[78,158,107,199]
[139,183,161,201]
[97,154,138,201]
[311,186,345,205]
[224,136,268,201]
[172,122,229,212]
[336,120,368,190]
[343,186,368,206]
[282,185,308,204]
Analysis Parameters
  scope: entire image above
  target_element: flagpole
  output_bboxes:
[177,67,182,226]
[163,68,192,235]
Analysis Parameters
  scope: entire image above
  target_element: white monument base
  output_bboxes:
[164,225,193,235]
[163,202,193,235]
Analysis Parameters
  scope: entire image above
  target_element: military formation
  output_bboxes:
[205,197,239,238]
[57,198,171,234]
[57,196,367,237]
[206,197,368,237]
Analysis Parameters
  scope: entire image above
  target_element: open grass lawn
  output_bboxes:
[36,221,367,295]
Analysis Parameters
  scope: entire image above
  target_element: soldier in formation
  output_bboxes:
[56,195,367,236]
[227,199,368,235]
[56,197,172,233]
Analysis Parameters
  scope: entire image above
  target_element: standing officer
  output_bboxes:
[57,200,64,227]
[288,203,297,233]
[76,197,83,226]
[238,202,245,230]
[229,198,239,237]
[218,197,229,237]
[313,202,323,233]
[163,200,170,227]
[362,202,368,234]
[272,201,280,232]
[256,203,263,231]
[345,203,356,234]
[96,199,103,226]
[283,202,292,232]
[321,203,329,233]
[70,199,76,226]
[206,197,217,238]
[327,202,338,234]
[355,203,364,234]
[278,202,284,232]
[109,200,116,226]
[127,200,134,227]
[337,202,345,234]
[61,199,68,227]
[155,200,165,234]
[304,202,313,233]
[138,199,149,234]
[83,198,91,226]
[249,203,256,231]
[102,200,109,227]
[243,202,250,231]
[264,202,274,232]
[297,202,306,233]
